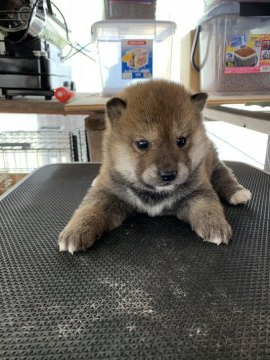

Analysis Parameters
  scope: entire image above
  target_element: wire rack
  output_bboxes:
[0,128,90,174]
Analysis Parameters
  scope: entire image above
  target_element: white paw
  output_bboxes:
[58,238,77,255]
[58,239,67,252]
[204,236,223,246]
[196,227,230,246]
[67,243,76,255]
[91,175,99,187]
[229,188,251,205]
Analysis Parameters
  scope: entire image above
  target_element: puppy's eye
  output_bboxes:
[177,137,187,148]
[135,140,149,150]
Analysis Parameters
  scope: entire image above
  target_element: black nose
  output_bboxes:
[158,170,177,182]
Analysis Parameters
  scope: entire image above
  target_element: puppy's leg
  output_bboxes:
[211,160,251,205]
[58,188,128,254]
[177,188,232,245]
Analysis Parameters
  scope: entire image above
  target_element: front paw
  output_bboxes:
[58,222,98,254]
[229,187,251,205]
[193,215,232,246]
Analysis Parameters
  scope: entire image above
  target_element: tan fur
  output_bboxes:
[58,80,251,254]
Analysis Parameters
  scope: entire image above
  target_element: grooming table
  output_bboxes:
[0,162,269,359]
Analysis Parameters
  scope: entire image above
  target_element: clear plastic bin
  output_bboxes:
[204,0,234,12]
[91,20,176,96]
[198,2,270,95]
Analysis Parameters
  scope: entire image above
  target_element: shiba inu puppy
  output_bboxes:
[58,80,251,254]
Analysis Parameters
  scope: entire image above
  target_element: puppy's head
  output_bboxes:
[104,80,209,192]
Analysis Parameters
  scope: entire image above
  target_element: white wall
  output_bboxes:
[52,0,105,93]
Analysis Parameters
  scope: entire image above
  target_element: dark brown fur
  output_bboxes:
[58,80,251,253]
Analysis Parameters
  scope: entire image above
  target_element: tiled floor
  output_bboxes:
[204,120,269,171]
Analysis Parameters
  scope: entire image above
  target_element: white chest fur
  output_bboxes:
[126,189,176,217]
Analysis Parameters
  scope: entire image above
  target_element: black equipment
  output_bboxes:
[0,0,72,99]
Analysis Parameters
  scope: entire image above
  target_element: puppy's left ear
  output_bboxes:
[191,92,208,111]
[106,97,126,121]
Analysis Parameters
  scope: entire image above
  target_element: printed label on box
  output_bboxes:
[121,40,153,79]
[224,34,270,74]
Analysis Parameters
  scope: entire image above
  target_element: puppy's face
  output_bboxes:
[105,81,209,192]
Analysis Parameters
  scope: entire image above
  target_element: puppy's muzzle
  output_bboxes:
[158,169,177,182]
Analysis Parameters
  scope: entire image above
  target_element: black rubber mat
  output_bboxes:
[0,162,269,359]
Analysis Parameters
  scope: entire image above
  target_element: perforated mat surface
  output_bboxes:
[0,162,269,359]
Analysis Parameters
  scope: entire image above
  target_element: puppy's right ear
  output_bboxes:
[191,92,208,111]
[106,97,126,121]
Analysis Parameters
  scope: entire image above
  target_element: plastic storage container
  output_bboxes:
[91,20,176,95]
[198,2,270,95]
[204,0,235,12]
